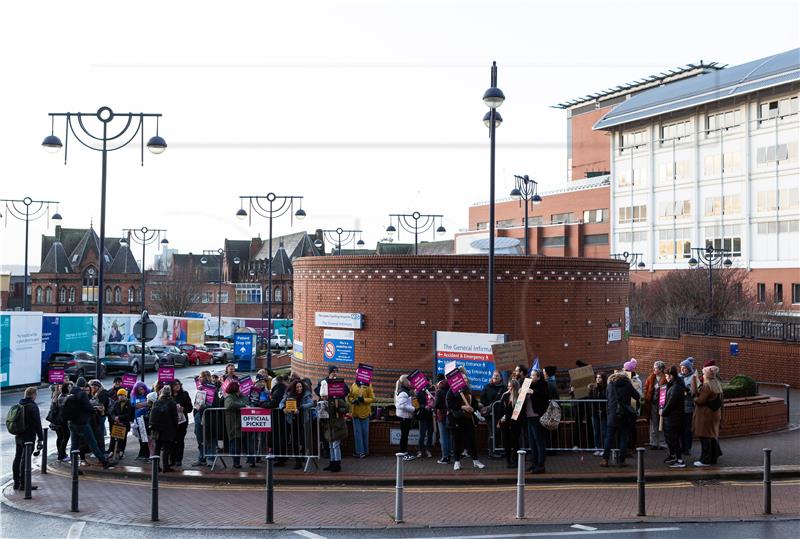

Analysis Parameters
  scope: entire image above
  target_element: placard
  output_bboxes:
[194,390,207,410]
[511,377,533,421]
[220,376,236,395]
[355,363,373,385]
[111,424,127,440]
[408,369,429,392]
[327,379,347,398]
[446,369,467,393]
[238,376,253,397]
[202,383,217,404]
[659,387,666,409]
[48,369,65,384]
[491,340,528,371]
[569,365,595,399]
[284,398,297,413]
[121,374,137,390]
[158,367,175,382]
[195,377,203,390]
[241,408,272,432]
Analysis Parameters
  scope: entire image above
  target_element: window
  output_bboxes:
[660,120,692,143]
[759,96,798,125]
[201,292,214,304]
[476,222,488,230]
[774,283,783,304]
[619,129,647,151]
[657,228,692,261]
[582,209,607,223]
[274,287,283,302]
[618,205,647,224]
[550,212,574,224]
[757,220,800,234]
[129,288,136,303]
[704,152,742,176]
[792,283,800,304]
[82,267,98,303]
[657,200,692,221]
[704,194,742,216]
[618,166,647,187]
[757,283,766,303]
[756,142,798,165]
[45,287,53,304]
[104,287,112,303]
[584,233,609,245]
[68,287,76,303]
[656,160,692,184]
[525,216,544,227]
[59,287,66,304]
[114,287,121,303]
[704,224,742,256]
[706,108,743,136]
[35,287,43,304]
[235,283,262,304]
[218,292,228,304]
[541,236,565,247]
[288,287,293,302]
[150,291,161,301]
[496,219,516,228]
[756,188,800,211]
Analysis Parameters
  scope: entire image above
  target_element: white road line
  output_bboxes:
[294,531,327,539]
[65,521,86,539]
[571,525,598,531]
[403,527,680,539]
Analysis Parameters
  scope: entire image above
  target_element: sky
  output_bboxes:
[1,0,798,270]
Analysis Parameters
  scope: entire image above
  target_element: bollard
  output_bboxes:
[266,455,274,524]
[636,447,646,516]
[763,448,772,515]
[24,442,33,500]
[516,449,526,519]
[150,456,160,522]
[611,448,620,466]
[70,450,80,512]
[41,428,48,475]
[394,452,405,523]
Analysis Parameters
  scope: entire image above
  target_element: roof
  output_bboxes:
[40,226,123,268]
[224,239,251,266]
[417,240,455,255]
[253,231,320,260]
[594,48,800,130]
[67,227,113,268]
[270,246,293,276]
[171,253,220,282]
[39,241,73,274]
[107,244,141,274]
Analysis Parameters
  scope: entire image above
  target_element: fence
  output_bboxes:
[201,407,320,470]
[631,317,800,342]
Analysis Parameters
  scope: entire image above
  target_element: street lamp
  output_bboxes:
[611,251,647,270]
[237,193,305,371]
[0,197,61,310]
[201,248,241,341]
[385,212,446,255]
[688,245,732,320]
[44,106,165,370]
[120,227,168,381]
[509,175,542,256]
[483,61,504,333]
[320,228,363,255]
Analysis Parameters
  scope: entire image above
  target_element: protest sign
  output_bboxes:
[202,383,217,404]
[569,365,594,399]
[446,369,467,393]
[158,367,175,383]
[407,369,429,392]
[48,369,65,384]
[491,340,528,371]
[355,363,374,385]
[659,387,666,408]
[194,390,207,410]
[121,374,137,390]
[327,379,347,398]
[111,424,127,440]
[238,376,253,396]
[195,377,202,390]
[284,398,297,413]
[241,408,272,432]
[220,376,237,395]
[511,377,533,421]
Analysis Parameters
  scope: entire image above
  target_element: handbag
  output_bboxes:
[539,400,561,431]
[708,395,722,411]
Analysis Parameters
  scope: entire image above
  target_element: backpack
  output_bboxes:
[61,395,80,423]
[149,400,170,430]
[6,403,28,435]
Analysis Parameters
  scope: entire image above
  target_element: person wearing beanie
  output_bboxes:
[149,386,178,472]
[703,360,717,368]
[67,377,113,469]
[88,380,110,456]
[693,366,723,467]
[643,361,668,450]
[130,381,151,461]
[109,388,134,460]
[661,366,686,467]
[678,358,700,457]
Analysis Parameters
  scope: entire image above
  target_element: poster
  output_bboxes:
[355,363,373,384]
[241,408,272,432]
[323,329,355,364]
[158,367,175,382]
[48,369,66,384]
[327,379,347,397]
[491,340,528,371]
[194,390,207,410]
[284,398,297,413]
[434,331,505,391]
[511,377,533,421]
[569,365,595,399]
[238,376,254,396]
[122,374,137,389]
[111,424,127,440]
[446,369,467,393]
[408,369,429,392]
[0,312,43,387]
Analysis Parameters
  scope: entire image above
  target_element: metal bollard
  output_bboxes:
[41,428,48,474]
[150,456,160,522]
[516,449,526,519]
[394,452,405,523]
[266,455,274,524]
[636,447,646,516]
[24,442,33,500]
[611,448,620,466]
[763,448,772,515]
[70,450,80,512]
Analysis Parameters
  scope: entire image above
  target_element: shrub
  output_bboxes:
[722,374,757,399]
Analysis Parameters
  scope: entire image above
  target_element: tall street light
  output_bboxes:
[385,212,446,255]
[509,175,542,256]
[237,193,306,371]
[316,228,364,255]
[688,245,732,321]
[120,227,168,382]
[483,61,505,333]
[0,197,62,310]
[44,107,166,371]
[201,248,241,341]
[611,251,647,270]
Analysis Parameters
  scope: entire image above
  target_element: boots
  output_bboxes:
[323,461,334,471]
[330,460,341,472]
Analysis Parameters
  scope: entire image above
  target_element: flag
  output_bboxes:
[529,356,540,375]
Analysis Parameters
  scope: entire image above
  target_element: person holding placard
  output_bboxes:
[394,375,416,461]
[415,383,435,459]
[281,379,315,469]
[434,375,452,464]
[321,379,349,473]
[223,381,255,468]
[446,369,485,471]
[347,378,375,459]
[523,369,550,474]
[498,379,523,468]
[643,361,668,450]
[149,386,178,472]
[170,380,192,467]
[130,381,151,461]
[191,371,219,467]
[108,389,133,460]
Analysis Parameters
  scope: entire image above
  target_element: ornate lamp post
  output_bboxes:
[509,175,542,255]
[317,228,364,255]
[385,212,445,255]
[611,251,647,270]
[688,245,732,320]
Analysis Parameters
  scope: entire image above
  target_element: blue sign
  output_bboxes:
[234,333,255,360]
[323,329,355,364]
[435,358,494,391]
[730,342,739,356]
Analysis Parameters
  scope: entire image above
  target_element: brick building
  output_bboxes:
[291,255,630,396]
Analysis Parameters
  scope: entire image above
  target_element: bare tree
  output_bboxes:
[148,267,203,317]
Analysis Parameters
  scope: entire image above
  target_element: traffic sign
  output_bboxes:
[133,318,157,341]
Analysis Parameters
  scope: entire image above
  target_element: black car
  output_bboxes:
[45,351,106,382]
[150,345,189,368]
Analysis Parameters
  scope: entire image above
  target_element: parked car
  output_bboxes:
[101,342,159,374]
[45,351,105,382]
[150,345,189,368]
[179,343,213,366]
[269,334,292,349]
[204,341,234,364]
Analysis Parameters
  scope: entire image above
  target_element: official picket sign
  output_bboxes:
[434,331,505,390]
[315,311,363,329]
[158,367,175,382]
[323,329,355,364]
[121,374,137,389]
[241,408,272,432]
[48,369,65,384]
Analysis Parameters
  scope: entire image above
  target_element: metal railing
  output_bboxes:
[631,318,800,342]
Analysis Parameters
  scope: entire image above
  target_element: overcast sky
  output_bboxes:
[1,0,798,269]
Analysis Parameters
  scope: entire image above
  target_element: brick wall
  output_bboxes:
[629,335,800,388]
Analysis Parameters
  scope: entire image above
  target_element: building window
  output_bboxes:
[792,283,800,304]
[104,287,113,303]
[584,233,609,245]
[235,283,261,304]
[114,287,121,303]
[657,200,692,221]
[496,219,516,228]
[774,283,783,304]
[758,96,798,125]
[129,288,136,303]
[704,225,742,256]
[541,236,566,247]
[618,205,647,224]
[660,119,692,143]
[274,287,283,302]
[619,129,647,151]
[150,291,161,301]
[757,283,766,303]
[582,209,607,223]
[82,267,98,303]
[657,228,692,262]
[525,216,544,227]
[201,292,214,304]
[288,287,293,302]
[35,287,43,304]
[656,160,692,184]
[703,152,742,177]
[45,287,53,304]
[756,188,800,212]
[59,287,66,304]
[706,108,742,136]
[550,212,574,224]
[756,142,798,165]
[68,287,76,303]
[476,222,488,230]
[704,194,742,216]
[218,292,229,304]
[618,231,647,244]
[618,166,647,187]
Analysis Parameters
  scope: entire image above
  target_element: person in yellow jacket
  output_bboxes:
[347,380,375,458]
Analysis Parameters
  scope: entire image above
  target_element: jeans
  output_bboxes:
[526,417,546,469]
[352,417,370,456]
[193,412,206,462]
[329,439,342,461]
[230,436,256,466]
[399,417,412,454]
[418,416,434,453]
[437,420,451,459]
[591,414,606,450]
[602,422,631,462]
[69,423,106,463]
[681,412,693,454]
[56,425,70,459]
[649,402,663,447]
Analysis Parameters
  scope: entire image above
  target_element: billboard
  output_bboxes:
[0,312,43,388]
[434,331,505,391]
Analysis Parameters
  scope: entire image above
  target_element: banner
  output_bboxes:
[241,408,272,432]
[435,331,505,391]
[355,363,373,385]
[491,340,528,371]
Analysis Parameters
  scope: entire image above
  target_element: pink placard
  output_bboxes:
[238,376,253,396]
[202,383,217,404]
[355,363,373,385]
[408,369,429,392]
[327,379,347,398]
[195,377,202,390]
[158,367,175,382]
[121,374,137,390]
[240,408,272,432]
[48,369,65,384]
[446,369,467,393]
[220,377,234,395]
[659,387,667,408]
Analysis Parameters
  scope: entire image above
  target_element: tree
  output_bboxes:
[148,267,203,317]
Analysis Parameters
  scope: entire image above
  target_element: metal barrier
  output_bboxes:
[490,399,607,454]
[201,407,320,470]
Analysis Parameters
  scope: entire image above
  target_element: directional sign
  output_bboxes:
[234,333,255,360]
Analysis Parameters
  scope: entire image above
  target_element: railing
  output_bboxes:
[632,318,799,342]
[631,322,680,339]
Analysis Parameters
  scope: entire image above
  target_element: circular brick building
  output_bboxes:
[291,255,630,397]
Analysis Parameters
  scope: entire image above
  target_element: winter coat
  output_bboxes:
[693,384,722,438]
[415,389,434,421]
[679,371,699,413]
[643,372,667,417]
[347,382,375,419]
[660,379,685,430]
[150,397,178,442]
[321,398,348,442]
[14,398,43,444]
[606,373,640,428]
[587,383,607,419]
[173,389,192,423]
[67,387,95,426]
[446,387,473,425]
[110,400,135,428]
[223,393,251,439]
[267,382,287,409]
[131,382,151,419]
[479,382,504,410]
[281,388,314,425]
[394,389,415,419]
[525,378,550,417]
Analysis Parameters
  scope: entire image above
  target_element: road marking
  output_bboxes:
[294,531,326,539]
[403,527,680,539]
[65,521,86,539]
[571,525,598,531]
